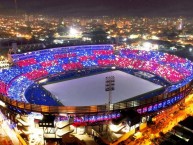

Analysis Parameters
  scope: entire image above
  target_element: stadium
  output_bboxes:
[0,44,193,142]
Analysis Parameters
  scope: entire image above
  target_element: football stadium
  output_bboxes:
[0,44,193,142]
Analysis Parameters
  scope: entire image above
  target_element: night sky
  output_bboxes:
[0,0,193,17]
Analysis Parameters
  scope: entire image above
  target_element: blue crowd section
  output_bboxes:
[35,54,54,62]
[21,64,42,73]
[0,67,22,83]
[0,45,193,104]
[76,50,93,56]
[7,76,34,101]
[25,84,62,106]
[45,65,63,75]
[82,60,98,67]
[57,58,69,64]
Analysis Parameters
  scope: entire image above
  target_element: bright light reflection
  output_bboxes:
[143,42,151,51]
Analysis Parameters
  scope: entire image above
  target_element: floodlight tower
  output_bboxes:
[105,76,115,111]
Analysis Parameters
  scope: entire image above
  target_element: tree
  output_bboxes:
[91,28,108,43]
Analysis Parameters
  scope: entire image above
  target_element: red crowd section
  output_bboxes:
[23,69,49,80]
[0,80,7,95]
[16,58,37,67]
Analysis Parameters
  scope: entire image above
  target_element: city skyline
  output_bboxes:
[0,0,193,17]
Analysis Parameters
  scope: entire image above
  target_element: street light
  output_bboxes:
[105,76,115,111]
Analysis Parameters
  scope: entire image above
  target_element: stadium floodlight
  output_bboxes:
[105,76,115,111]
[69,27,78,37]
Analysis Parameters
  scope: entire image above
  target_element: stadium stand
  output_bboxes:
[0,45,193,117]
